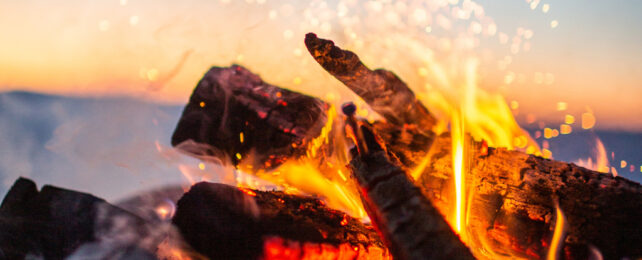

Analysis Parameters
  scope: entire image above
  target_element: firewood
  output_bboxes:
[0,177,157,259]
[172,182,390,260]
[375,126,642,260]
[304,33,437,131]
[171,65,329,169]
[168,34,641,259]
[302,33,641,259]
[343,107,474,260]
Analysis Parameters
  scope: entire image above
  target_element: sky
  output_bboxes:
[0,0,641,131]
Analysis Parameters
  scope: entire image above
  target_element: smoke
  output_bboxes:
[0,91,188,201]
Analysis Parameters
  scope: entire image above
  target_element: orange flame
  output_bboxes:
[576,136,610,174]
[546,204,567,260]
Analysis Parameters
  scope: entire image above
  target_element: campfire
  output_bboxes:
[0,33,640,260]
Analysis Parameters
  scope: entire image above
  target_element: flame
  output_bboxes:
[576,136,610,174]
[451,110,466,235]
[546,204,567,260]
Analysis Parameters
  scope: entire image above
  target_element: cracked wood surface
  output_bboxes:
[171,65,329,168]
[173,182,389,259]
[304,33,437,131]
[378,128,642,259]
[348,125,474,260]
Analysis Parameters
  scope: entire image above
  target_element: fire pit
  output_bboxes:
[1,32,640,260]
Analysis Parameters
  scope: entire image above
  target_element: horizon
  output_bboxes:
[1,0,641,132]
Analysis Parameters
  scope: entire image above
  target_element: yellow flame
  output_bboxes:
[306,105,336,158]
[547,205,567,260]
[451,110,466,235]
[252,160,367,219]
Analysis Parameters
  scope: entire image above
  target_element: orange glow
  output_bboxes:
[546,205,567,260]
[262,237,391,260]
[239,187,257,197]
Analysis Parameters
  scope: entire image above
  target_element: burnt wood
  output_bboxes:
[304,33,437,131]
[407,133,642,260]
[347,124,474,260]
[172,182,389,259]
[171,65,329,169]
[302,33,642,259]
[0,177,156,259]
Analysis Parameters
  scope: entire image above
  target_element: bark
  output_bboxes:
[172,182,390,260]
[171,65,329,168]
[377,128,642,260]
[347,124,474,260]
[304,33,437,131]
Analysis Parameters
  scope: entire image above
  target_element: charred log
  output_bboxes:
[345,117,474,260]
[172,182,390,260]
[171,65,329,168]
[304,33,437,131]
[0,177,157,259]
[375,128,642,260]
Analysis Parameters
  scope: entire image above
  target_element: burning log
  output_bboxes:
[171,65,329,168]
[172,182,390,259]
[169,34,642,259]
[303,33,642,259]
[407,133,642,259]
[0,177,157,259]
[304,33,437,131]
[344,106,474,260]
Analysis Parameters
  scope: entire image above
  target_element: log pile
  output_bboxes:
[305,34,642,259]
[0,33,640,260]
[170,33,641,259]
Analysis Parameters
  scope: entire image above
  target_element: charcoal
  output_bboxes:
[172,182,387,259]
[0,177,156,259]
[171,65,329,169]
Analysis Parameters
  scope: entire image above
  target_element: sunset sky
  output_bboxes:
[1,0,641,131]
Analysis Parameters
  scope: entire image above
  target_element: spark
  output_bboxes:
[556,102,567,111]
[146,68,159,81]
[98,20,110,31]
[542,4,550,13]
[550,20,559,28]
[565,115,575,124]
[581,112,596,129]
[542,148,552,159]
[198,163,205,170]
[293,77,302,85]
[544,128,553,139]
[621,160,627,168]
[129,16,139,26]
